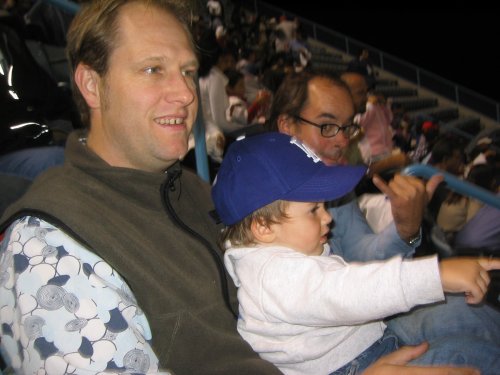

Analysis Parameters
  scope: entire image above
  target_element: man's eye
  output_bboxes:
[145,66,161,74]
[321,124,337,131]
[182,69,197,79]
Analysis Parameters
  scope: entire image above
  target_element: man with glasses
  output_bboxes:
[292,115,361,140]
[264,71,500,372]
[266,71,442,261]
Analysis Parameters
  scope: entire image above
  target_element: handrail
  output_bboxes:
[193,84,210,182]
[401,164,500,210]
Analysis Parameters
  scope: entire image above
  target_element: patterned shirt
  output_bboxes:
[0,217,172,374]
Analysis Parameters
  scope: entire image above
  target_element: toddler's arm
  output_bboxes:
[439,257,500,304]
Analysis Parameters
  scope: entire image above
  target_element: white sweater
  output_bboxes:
[224,244,444,375]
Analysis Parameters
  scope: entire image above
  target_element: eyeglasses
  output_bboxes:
[294,115,361,139]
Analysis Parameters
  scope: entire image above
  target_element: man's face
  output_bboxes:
[341,72,368,114]
[88,3,198,172]
[280,77,355,165]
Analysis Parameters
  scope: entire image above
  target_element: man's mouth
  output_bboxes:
[156,117,184,125]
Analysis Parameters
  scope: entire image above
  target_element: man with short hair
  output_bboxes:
[266,72,435,261]
[0,1,280,373]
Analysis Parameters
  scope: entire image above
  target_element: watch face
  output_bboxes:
[408,234,421,246]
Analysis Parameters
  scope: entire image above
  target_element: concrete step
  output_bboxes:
[375,78,399,87]
[406,106,460,123]
[391,97,439,112]
[311,61,348,75]
[311,54,345,64]
[440,117,483,142]
[375,86,418,98]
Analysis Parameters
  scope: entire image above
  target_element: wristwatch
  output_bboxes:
[406,231,421,247]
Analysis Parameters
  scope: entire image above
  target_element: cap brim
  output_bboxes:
[283,164,367,202]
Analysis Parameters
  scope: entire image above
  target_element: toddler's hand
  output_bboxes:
[439,257,500,304]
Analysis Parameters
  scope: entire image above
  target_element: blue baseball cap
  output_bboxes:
[211,132,367,225]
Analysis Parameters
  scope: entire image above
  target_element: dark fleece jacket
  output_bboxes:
[1,130,280,374]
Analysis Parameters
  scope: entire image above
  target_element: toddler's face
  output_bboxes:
[271,201,332,256]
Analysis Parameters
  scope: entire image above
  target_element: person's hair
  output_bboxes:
[219,200,289,248]
[467,163,498,192]
[66,0,194,127]
[265,71,350,132]
[430,137,464,165]
[224,68,244,89]
[197,28,221,78]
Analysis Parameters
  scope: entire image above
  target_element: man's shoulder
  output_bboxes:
[1,164,74,223]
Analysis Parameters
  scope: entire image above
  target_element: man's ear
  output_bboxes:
[74,63,101,109]
[277,114,294,136]
[250,218,276,244]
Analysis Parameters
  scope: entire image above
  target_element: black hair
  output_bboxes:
[224,68,244,88]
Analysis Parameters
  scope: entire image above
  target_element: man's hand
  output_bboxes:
[363,342,480,375]
[372,174,444,242]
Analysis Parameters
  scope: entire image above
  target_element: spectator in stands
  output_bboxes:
[338,70,368,166]
[341,70,409,184]
[275,14,297,52]
[465,164,498,220]
[224,68,248,126]
[198,30,244,159]
[356,92,394,163]
[341,70,369,115]
[206,0,224,30]
[391,102,412,153]
[236,47,266,104]
[409,118,440,163]
[0,2,281,373]
[410,136,467,255]
[273,27,289,56]
[339,69,403,174]
[289,24,312,70]
[442,163,500,253]
[347,48,376,90]
[466,136,497,174]
[429,136,465,176]
[224,68,270,127]
[261,52,294,94]
[198,37,240,133]
[266,71,441,262]
[426,137,466,224]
